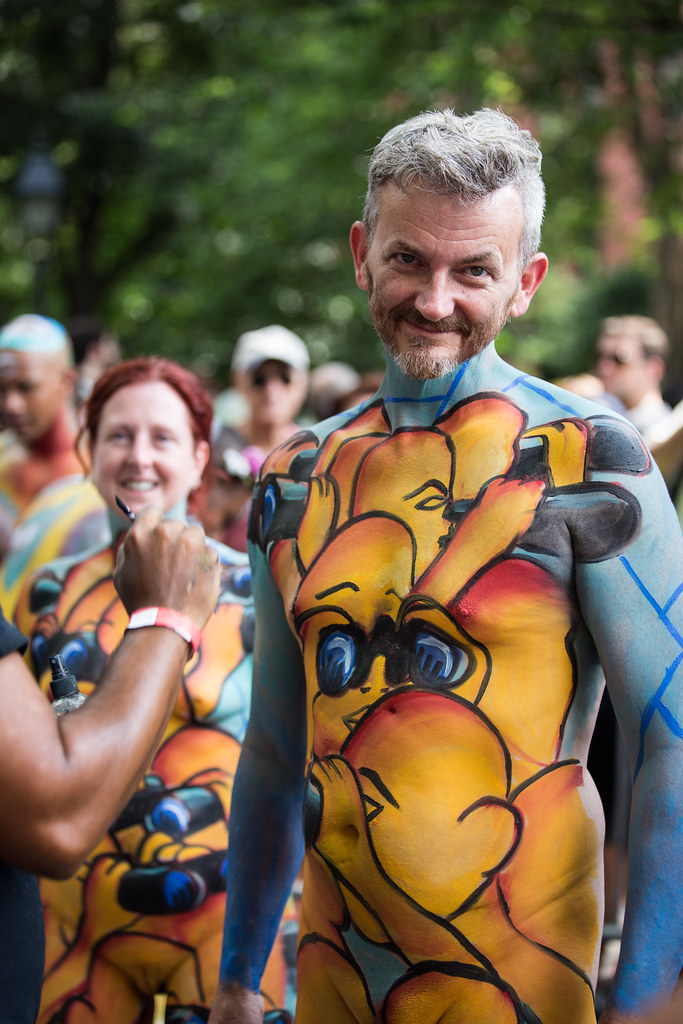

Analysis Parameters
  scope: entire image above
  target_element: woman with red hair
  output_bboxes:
[14,358,293,1024]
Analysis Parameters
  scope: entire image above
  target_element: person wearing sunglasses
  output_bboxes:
[230,325,310,472]
[595,315,671,434]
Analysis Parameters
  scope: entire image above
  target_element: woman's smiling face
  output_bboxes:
[90,380,209,519]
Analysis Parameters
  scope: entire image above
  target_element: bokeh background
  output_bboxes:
[0,0,680,387]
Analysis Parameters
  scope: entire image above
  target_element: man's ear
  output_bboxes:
[350,221,369,292]
[509,252,549,319]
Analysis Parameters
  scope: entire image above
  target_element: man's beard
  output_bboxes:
[366,269,514,380]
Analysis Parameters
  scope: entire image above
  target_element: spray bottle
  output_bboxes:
[49,654,87,717]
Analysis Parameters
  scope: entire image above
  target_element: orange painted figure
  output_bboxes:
[211,110,683,1024]
[15,358,294,1024]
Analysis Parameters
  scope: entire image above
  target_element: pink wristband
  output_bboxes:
[126,607,202,659]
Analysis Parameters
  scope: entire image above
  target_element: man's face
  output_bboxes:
[350,183,547,379]
[595,334,660,410]
[0,349,72,442]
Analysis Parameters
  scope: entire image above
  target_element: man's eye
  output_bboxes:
[467,266,488,278]
[396,252,417,265]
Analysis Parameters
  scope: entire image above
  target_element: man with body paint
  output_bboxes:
[0,314,109,614]
[0,315,90,557]
[208,109,683,1024]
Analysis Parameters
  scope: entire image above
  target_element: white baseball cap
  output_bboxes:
[231,325,310,375]
[0,314,71,360]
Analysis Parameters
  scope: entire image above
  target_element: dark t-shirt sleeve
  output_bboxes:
[0,610,42,1020]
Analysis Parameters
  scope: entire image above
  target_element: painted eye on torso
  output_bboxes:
[410,630,472,688]
[317,629,358,694]
[260,481,278,537]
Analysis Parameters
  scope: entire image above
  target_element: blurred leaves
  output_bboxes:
[0,0,680,379]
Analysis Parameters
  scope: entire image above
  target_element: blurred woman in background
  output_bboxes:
[15,357,294,1024]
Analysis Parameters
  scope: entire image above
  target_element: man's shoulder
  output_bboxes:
[498,374,649,477]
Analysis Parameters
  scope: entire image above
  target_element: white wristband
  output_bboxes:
[126,607,202,659]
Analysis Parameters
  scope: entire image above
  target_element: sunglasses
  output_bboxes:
[596,348,647,366]
[250,368,293,388]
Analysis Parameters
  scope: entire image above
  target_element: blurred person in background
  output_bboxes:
[0,315,84,557]
[554,371,626,413]
[643,397,683,531]
[68,314,121,409]
[14,357,293,1024]
[0,315,109,617]
[595,315,671,434]
[334,368,385,413]
[198,424,262,553]
[230,325,310,469]
[305,361,361,421]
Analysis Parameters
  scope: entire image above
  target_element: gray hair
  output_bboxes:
[363,107,546,270]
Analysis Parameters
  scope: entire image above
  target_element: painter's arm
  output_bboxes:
[0,509,220,877]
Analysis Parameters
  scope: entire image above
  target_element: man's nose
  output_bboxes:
[414,271,456,322]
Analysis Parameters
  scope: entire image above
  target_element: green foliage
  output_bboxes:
[0,0,680,382]
[499,263,654,379]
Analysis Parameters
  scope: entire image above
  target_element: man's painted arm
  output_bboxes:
[577,466,683,1020]
[217,541,307,996]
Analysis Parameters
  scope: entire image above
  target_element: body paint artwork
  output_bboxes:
[247,354,681,1023]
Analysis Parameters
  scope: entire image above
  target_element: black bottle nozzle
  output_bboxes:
[49,654,80,700]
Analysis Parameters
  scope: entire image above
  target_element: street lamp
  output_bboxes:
[13,138,65,313]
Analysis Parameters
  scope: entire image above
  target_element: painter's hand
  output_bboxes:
[114,507,220,630]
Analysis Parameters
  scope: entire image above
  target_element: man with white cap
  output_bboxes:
[0,315,85,557]
[231,325,310,468]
